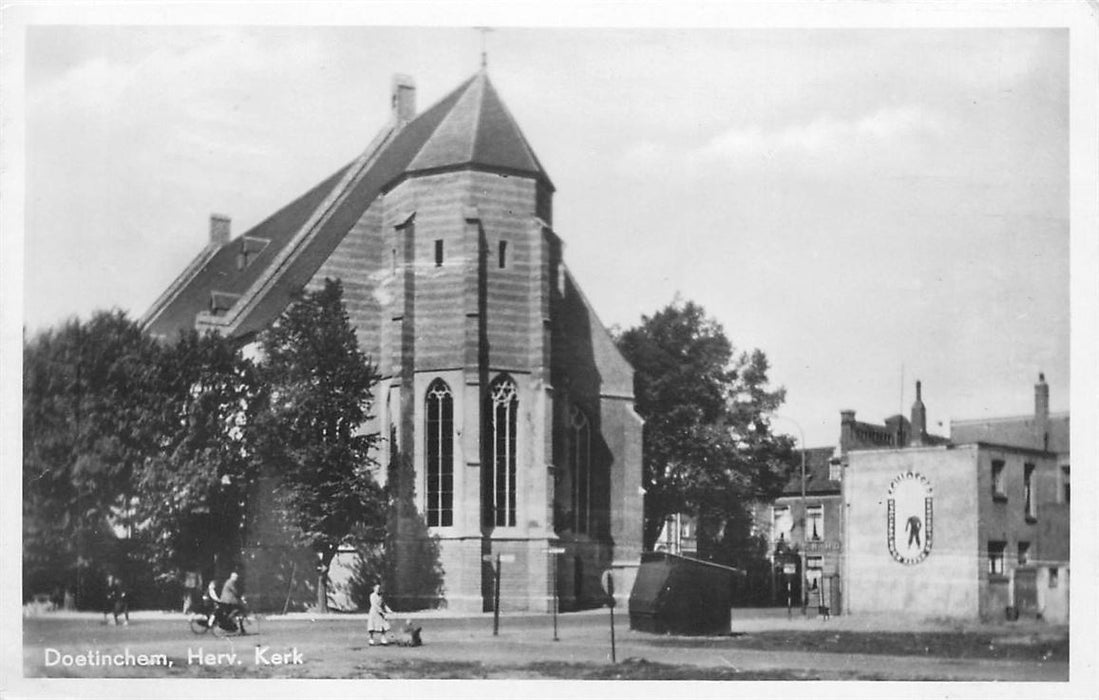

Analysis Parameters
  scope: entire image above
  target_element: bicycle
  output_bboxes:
[188,602,254,637]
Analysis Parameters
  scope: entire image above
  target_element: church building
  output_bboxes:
[142,70,644,612]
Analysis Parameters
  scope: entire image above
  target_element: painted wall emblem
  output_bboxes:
[886,471,933,565]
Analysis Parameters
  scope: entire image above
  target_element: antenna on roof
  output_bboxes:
[475,26,494,68]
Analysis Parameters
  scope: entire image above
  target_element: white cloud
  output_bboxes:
[699,105,945,164]
[617,104,948,179]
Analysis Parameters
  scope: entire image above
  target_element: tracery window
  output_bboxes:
[486,376,518,526]
[570,405,591,534]
[425,379,454,527]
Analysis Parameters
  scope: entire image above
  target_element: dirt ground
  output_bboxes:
[18,607,1070,682]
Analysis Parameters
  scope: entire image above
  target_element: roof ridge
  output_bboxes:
[479,75,550,186]
[467,73,486,164]
[405,73,480,175]
[195,123,397,334]
[952,412,1070,425]
[141,243,221,333]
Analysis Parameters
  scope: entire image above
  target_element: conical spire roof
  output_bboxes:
[405,70,551,185]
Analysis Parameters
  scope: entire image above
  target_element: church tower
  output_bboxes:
[143,69,643,612]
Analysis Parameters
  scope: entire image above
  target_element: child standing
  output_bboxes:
[366,584,393,646]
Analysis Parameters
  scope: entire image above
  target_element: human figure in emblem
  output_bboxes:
[905,515,922,548]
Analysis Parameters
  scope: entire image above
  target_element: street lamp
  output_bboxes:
[763,413,808,616]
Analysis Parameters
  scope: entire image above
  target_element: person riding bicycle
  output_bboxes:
[218,572,245,630]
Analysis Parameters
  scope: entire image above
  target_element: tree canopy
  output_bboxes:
[133,329,263,582]
[254,279,386,612]
[23,311,164,601]
[615,300,796,557]
[23,311,262,603]
[24,283,388,612]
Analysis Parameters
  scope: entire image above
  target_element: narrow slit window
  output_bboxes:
[499,240,508,269]
[435,239,444,267]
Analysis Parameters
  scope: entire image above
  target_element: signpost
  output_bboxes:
[601,570,616,663]
[543,547,566,641]
[783,562,796,619]
[483,553,516,636]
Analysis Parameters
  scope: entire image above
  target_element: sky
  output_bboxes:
[12,17,1078,448]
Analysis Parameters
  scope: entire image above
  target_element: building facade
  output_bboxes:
[843,441,1065,620]
[143,71,644,612]
[761,377,1069,621]
[768,447,844,611]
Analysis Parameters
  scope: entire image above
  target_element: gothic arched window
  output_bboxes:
[570,405,591,534]
[486,376,518,527]
[425,379,454,527]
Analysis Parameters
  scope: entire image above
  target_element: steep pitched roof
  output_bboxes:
[781,447,842,496]
[143,70,551,339]
[406,73,549,180]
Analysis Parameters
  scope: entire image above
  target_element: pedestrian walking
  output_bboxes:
[366,584,393,646]
[103,575,129,626]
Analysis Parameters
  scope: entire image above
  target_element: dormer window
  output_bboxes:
[209,291,242,316]
[236,236,269,271]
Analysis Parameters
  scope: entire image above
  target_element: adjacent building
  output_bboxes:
[843,375,1069,621]
[761,376,1069,622]
[768,447,843,610]
[143,70,644,612]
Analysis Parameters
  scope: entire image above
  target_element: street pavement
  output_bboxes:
[20,606,1070,681]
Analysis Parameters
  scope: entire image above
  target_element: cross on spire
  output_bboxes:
[475,26,494,68]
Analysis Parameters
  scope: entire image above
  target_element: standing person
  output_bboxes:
[102,575,116,625]
[205,579,220,627]
[366,584,392,646]
[104,575,129,626]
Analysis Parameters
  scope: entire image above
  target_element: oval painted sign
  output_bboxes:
[886,471,933,565]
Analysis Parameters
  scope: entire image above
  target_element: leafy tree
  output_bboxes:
[254,279,386,612]
[347,450,444,611]
[132,329,262,584]
[23,311,163,604]
[615,300,796,557]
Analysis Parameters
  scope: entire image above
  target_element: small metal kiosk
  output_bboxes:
[628,551,743,635]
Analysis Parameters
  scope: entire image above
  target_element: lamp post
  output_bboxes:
[770,414,808,616]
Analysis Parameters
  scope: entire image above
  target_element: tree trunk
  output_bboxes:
[316,571,328,613]
[315,548,336,613]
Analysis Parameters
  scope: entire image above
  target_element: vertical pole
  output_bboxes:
[552,554,559,642]
[493,553,501,636]
[607,572,616,663]
[609,603,617,663]
[786,579,792,619]
[800,444,807,616]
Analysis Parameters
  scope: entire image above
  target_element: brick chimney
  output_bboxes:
[1035,372,1050,450]
[839,410,856,454]
[1035,372,1049,421]
[391,74,416,125]
[910,380,927,446]
[210,214,231,247]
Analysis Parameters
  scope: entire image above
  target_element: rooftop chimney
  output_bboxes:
[839,410,856,454]
[1035,372,1049,421]
[210,214,231,247]
[910,380,927,446]
[391,74,416,125]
